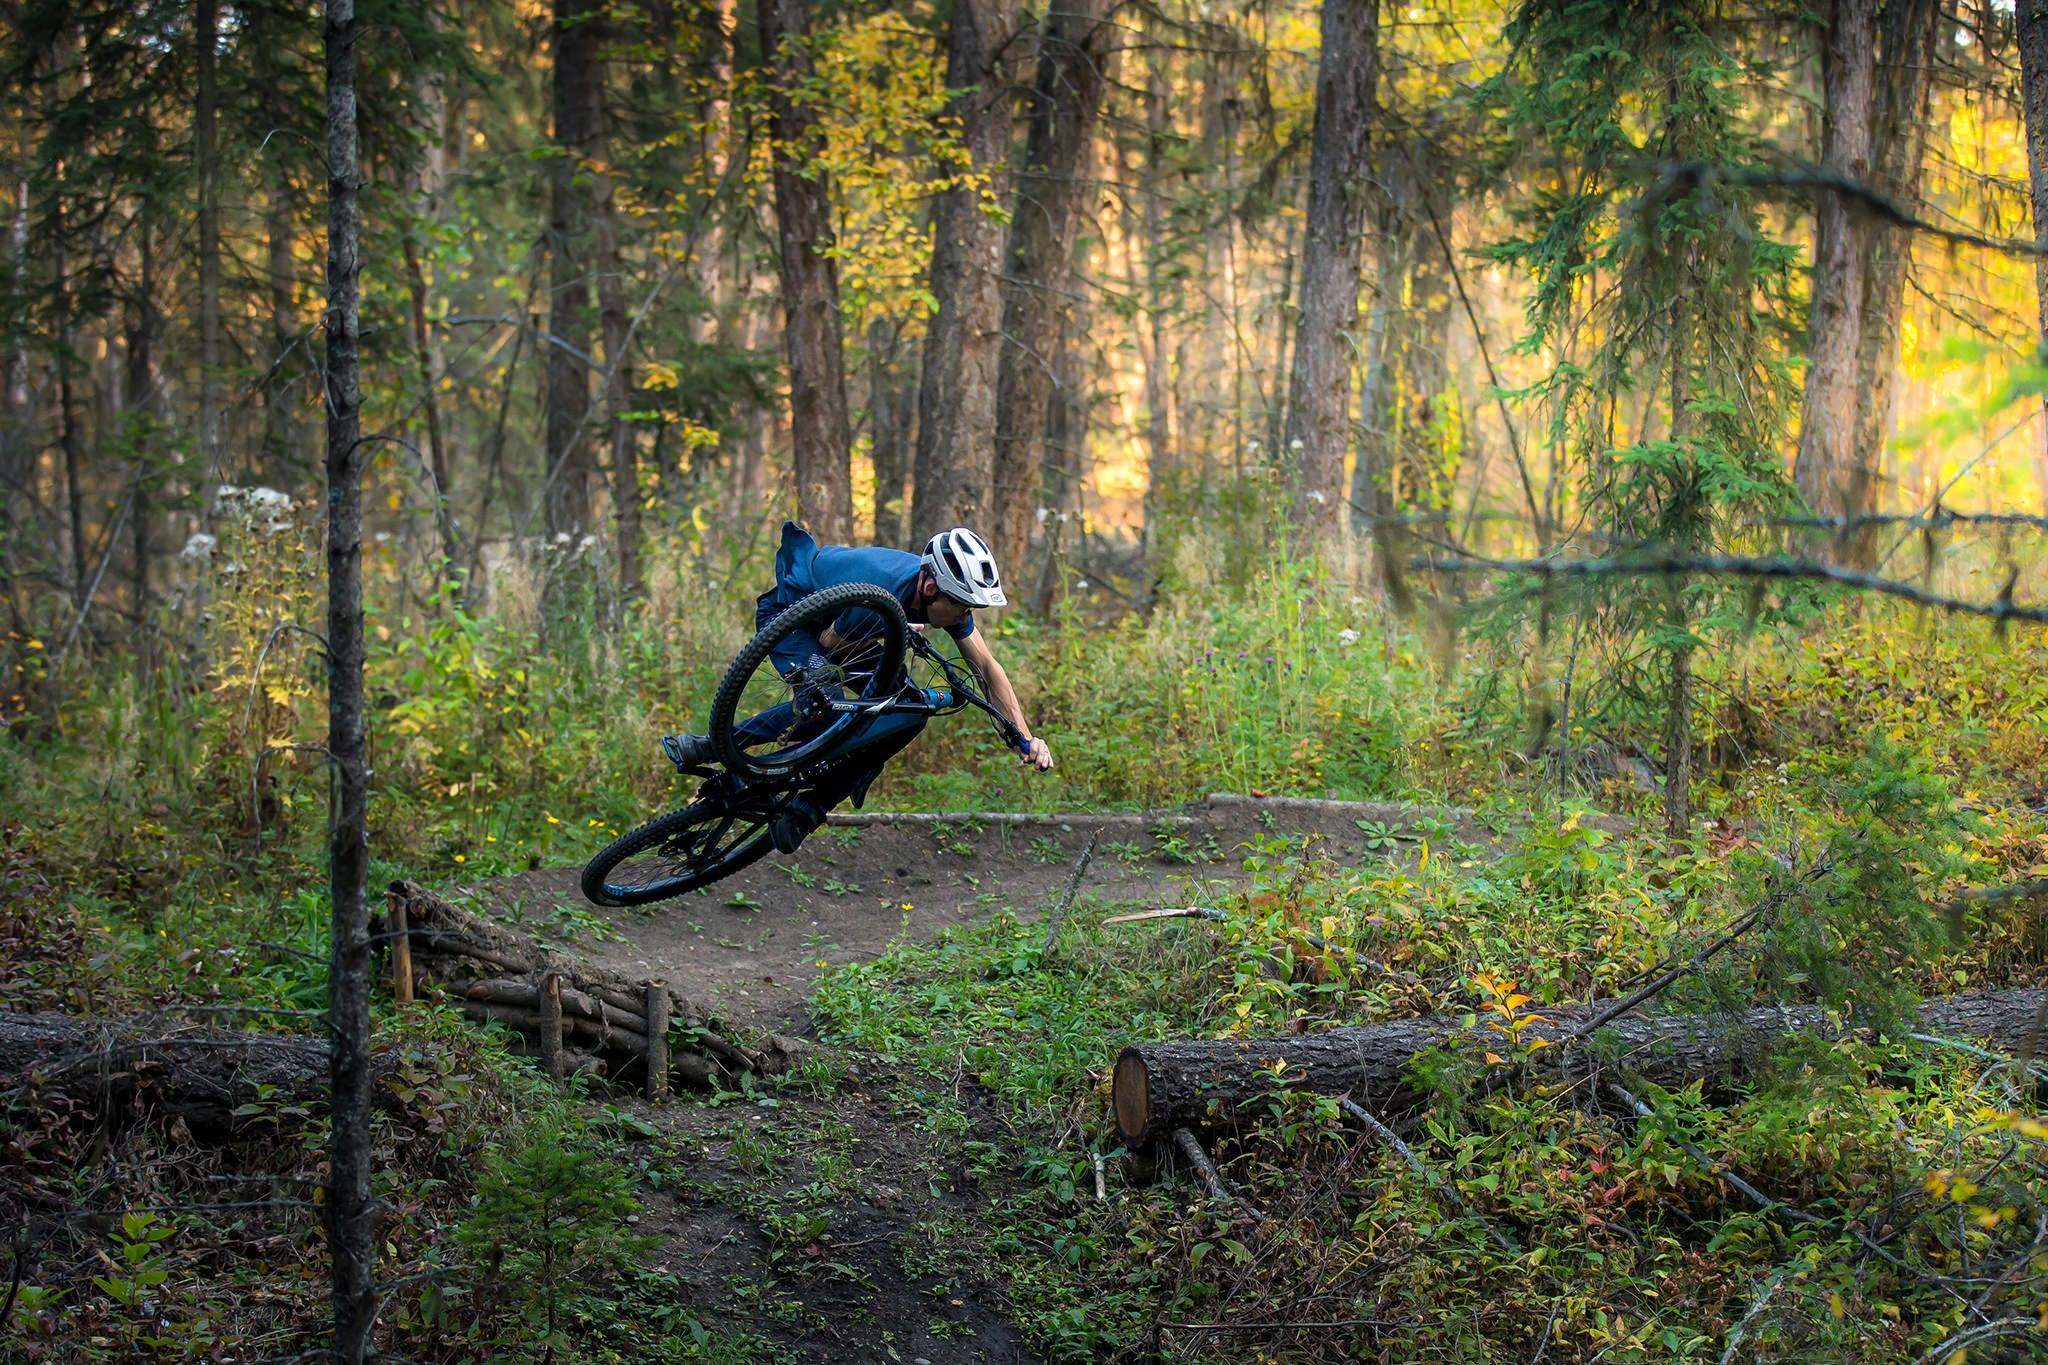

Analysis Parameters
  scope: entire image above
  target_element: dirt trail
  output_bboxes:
[436,796,1592,1363]
[448,796,1490,1031]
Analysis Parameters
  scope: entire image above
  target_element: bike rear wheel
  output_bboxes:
[709,582,908,778]
[579,790,781,907]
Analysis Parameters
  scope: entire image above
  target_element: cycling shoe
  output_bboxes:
[769,794,826,854]
[662,732,716,771]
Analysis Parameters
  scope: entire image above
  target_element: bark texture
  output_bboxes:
[263,181,299,476]
[1114,987,2048,1146]
[760,0,854,543]
[545,0,603,541]
[0,1013,396,1137]
[197,0,223,474]
[1350,152,1454,530]
[2018,0,2048,506]
[1793,0,1878,519]
[404,42,459,582]
[990,0,1112,573]
[911,0,1020,543]
[1849,0,1938,527]
[2027,0,2048,337]
[1282,0,1378,542]
[867,317,918,546]
[323,0,375,1349]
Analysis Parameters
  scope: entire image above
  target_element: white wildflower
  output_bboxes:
[179,532,217,563]
[1337,628,1360,647]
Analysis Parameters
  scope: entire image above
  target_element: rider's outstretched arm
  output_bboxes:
[958,631,1053,770]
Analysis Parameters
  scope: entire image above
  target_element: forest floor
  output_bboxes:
[441,797,1521,1363]
[454,797,1503,1031]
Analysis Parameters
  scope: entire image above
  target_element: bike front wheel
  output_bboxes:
[709,581,908,778]
[579,791,781,907]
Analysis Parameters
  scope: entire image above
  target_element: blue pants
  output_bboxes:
[735,585,923,806]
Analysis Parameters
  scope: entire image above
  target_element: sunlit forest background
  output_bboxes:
[6,0,2044,663]
[10,0,2048,1360]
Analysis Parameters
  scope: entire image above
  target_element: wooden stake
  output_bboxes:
[539,971,564,1080]
[644,981,670,1102]
[1040,828,1100,959]
[388,893,413,1004]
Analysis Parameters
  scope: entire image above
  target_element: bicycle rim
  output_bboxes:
[579,794,779,907]
[710,583,907,777]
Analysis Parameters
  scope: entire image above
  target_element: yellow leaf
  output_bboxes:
[1829,1292,1845,1318]
[1484,1052,1505,1065]
[643,361,680,390]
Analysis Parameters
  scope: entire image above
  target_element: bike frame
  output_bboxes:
[820,629,1032,757]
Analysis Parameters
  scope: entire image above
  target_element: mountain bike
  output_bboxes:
[579,582,1030,908]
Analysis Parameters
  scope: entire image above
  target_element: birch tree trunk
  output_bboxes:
[760,0,854,543]
[990,0,1112,574]
[910,0,1019,544]
[1282,0,1377,544]
[1792,0,1877,520]
[322,0,375,1352]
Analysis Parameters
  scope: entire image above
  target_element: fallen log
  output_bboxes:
[1113,986,2048,1146]
[0,1012,386,1138]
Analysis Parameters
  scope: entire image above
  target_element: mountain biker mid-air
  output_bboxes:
[662,521,1055,855]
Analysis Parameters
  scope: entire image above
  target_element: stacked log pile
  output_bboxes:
[382,880,800,1094]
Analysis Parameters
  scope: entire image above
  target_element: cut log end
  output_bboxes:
[1114,1047,1152,1144]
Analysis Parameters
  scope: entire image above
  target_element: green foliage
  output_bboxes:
[451,1105,658,1358]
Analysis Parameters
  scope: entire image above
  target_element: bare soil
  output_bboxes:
[439,797,1589,1362]
[450,797,1497,1032]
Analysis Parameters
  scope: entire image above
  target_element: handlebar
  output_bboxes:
[905,631,1033,757]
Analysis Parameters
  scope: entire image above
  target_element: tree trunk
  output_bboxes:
[2017,0,2048,508]
[910,0,1019,544]
[1849,0,1937,541]
[1114,986,2048,1146]
[197,0,224,475]
[1351,163,1456,532]
[0,1013,399,1138]
[1282,0,1378,543]
[403,45,460,587]
[323,0,376,1349]
[263,181,299,478]
[760,0,854,543]
[126,216,156,684]
[692,0,736,344]
[545,0,602,542]
[598,202,640,597]
[1031,318,1090,613]
[868,317,917,547]
[990,0,1111,573]
[1793,0,1877,519]
[403,240,460,581]
[583,55,640,600]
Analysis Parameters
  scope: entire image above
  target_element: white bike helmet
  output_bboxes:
[921,527,1008,607]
